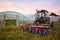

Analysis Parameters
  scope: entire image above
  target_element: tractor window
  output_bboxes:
[39,17,50,26]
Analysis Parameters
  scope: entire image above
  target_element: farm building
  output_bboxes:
[49,12,60,22]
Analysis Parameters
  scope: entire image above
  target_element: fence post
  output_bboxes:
[4,14,6,27]
[16,15,19,27]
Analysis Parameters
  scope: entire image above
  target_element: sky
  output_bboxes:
[0,0,60,15]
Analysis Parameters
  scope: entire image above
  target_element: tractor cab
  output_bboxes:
[34,9,50,28]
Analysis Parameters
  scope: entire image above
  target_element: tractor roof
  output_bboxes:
[36,9,48,13]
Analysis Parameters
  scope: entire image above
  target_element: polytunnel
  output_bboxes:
[0,11,28,27]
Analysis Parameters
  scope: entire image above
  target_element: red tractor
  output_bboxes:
[20,9,51,35]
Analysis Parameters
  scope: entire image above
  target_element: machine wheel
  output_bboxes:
[39,29,47,35]
[51,22,54,28]
[32,30,35,33]
[27,29,31,32]
[41,31,47,35]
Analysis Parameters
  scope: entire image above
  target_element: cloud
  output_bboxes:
[47,6,60,15]
[0,2,60,15]
[0,2,39,15]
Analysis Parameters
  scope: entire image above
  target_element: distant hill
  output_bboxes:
[25,14,35,22]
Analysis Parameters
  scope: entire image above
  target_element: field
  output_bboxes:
[0,22,60,40]
[5,19,16,26]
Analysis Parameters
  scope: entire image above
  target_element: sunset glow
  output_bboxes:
[0,0,60,15]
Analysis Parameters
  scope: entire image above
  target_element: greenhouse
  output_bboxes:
[0,11,28,27]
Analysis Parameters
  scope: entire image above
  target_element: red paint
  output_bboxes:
[25,26,29,29]
[31,27,35,30]
[38,28,44,32]
[20,26,45,32]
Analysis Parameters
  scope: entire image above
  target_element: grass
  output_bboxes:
[0,22,60,40]
[5,19,16,26]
